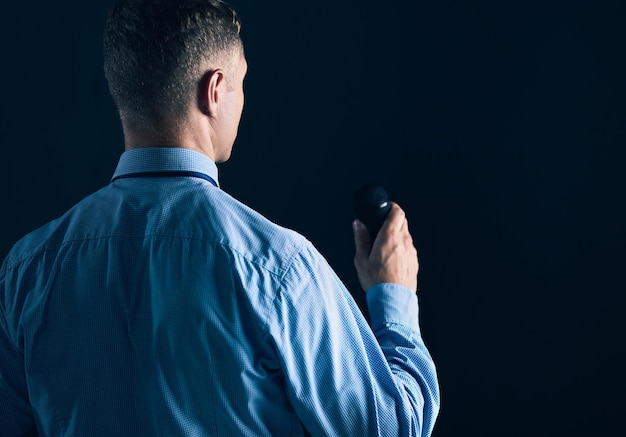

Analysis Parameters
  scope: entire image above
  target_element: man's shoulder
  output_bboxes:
[208,190,312,277]
[1,188,105,271]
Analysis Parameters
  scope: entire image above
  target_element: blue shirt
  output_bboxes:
[0,147,440,436]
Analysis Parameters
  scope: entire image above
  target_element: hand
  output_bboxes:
[353,202,419,292]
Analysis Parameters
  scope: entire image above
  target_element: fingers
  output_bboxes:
[373,203,409,253]
[352,219,371,261]
[377,203,416,262]
[353,202,419,292]
[379,202,406,236]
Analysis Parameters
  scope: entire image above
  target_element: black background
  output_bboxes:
[2,1,625,435]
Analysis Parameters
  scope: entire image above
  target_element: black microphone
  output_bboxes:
[353,184,391,242]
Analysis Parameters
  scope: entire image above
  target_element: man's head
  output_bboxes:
[103,0,246,161]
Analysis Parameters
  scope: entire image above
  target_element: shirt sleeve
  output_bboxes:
[267,241,440,436]
[0,267,37,436]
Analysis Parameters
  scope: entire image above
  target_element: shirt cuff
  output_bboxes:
[366,283,421,333]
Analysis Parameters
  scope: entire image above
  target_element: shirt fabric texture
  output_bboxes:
[0,147,440,436]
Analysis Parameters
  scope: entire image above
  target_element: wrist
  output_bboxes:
[366,283,421,332]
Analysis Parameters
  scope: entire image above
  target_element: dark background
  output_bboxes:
[2,1,625,435]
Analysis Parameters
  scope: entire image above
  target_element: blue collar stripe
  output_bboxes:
[111,171,218,188]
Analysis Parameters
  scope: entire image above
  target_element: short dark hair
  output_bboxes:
[103,0,242,132]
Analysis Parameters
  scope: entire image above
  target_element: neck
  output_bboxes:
[122,120,217,162]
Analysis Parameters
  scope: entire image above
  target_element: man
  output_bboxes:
[0,0,440,435]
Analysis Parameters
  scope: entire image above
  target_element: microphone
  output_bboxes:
[353,184,391,242]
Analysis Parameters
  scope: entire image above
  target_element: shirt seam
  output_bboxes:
[254,243,305,354]
[0,300,22,354]
[372,320,421,336]
[4,232,299,280]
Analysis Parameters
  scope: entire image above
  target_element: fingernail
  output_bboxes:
[352,220,362,231]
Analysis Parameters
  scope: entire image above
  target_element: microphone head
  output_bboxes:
[353,184,391,238]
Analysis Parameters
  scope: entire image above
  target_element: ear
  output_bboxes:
[199,69,226,118]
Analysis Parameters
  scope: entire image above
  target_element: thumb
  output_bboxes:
[353,219,371,260]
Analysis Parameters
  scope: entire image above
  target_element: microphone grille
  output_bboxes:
[353,184,389,219]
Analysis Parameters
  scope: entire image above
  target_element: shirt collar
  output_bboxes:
[111,147,220,188]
